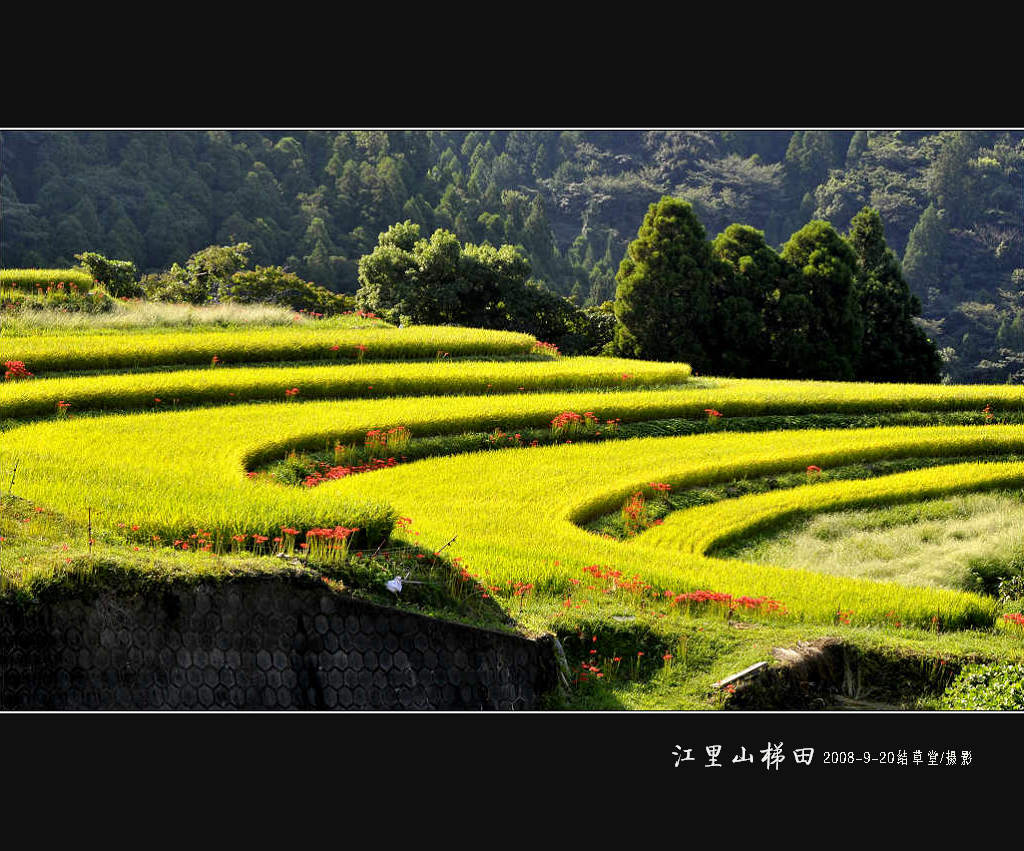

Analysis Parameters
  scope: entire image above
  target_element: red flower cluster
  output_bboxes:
[581,564,652,595]
[551,411,583,430]
[551,410,600,436]
[284,387,300,398]
[306,526,358,541]
[486,428,523,446]
[704,408,722,419]
[511,581,534,598]
[621,491,653,536]
[668,590,787,615]
[172,528,214,552]
[302,457,399,487]
[1002,612,1024,629]
[365,426,411,455]
[3,360,34,381]
[806,465,822,474]
[532,340,561,357]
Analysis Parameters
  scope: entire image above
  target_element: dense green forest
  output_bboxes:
[2,129,1022,382]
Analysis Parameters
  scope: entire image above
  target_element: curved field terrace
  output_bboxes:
[3,318,1023,710]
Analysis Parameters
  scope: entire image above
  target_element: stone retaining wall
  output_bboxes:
[0,578,560,710]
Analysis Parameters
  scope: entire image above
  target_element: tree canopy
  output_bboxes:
[612,197,715,366]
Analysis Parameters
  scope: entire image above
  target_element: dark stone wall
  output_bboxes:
[0,578,560,710]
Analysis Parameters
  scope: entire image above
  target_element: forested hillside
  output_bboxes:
[2,129,1022,382]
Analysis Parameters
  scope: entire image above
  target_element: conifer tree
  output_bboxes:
[612,197,716,366]
[779,220,862,379]
[710,224,787,376]
[847,207,941,382]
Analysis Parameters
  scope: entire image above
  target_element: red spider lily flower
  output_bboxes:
[806,465,822,474]
[704,408,722,418]
[4,360,34,381]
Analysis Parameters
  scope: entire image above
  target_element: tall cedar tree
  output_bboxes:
[613,197,715,367]
[779,220,862,380]
[847,207,942,382]
[709,224,786,377]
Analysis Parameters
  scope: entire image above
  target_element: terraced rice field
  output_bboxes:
[2,319,1022,644]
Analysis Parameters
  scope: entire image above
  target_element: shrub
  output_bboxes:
[938,662,1024,710]
[74,252,141,298]
[225,266,354,315]
[965,549,1024,596]
[144,243,252,304]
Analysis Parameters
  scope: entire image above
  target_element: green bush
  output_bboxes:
[938,662,1024,710]
[225,266,354,315]
[74,253,141,298]
[965,549,1024,596]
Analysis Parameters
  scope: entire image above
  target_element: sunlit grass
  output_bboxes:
[724,491,1024,590]
[3,372,1021,630]
[0,324,541,373]
[0,299,377,334]
[0,357,691,420]
[0,268,94,291]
